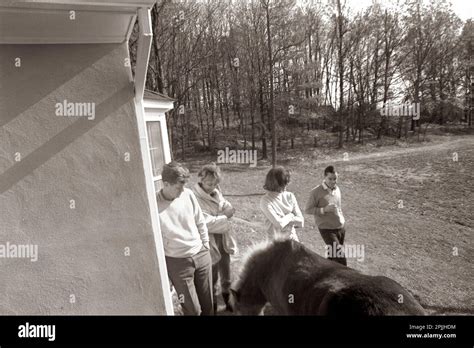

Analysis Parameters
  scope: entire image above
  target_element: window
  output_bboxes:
[147,121,165,178]
[144,109,172,193]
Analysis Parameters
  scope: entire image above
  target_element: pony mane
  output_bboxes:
[234,238,296,288]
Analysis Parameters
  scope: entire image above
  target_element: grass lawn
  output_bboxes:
[173,133,474,315]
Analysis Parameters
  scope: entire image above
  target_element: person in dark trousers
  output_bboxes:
[156,161,213,315]
[305,165,347,266]
[193,163,237,313]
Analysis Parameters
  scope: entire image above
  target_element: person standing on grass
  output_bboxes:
[193,163,237,314]
[305,165,347,266]
[156,161,213,315]
[260,166,304,241]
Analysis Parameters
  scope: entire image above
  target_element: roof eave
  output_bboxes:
[0,0,156,10]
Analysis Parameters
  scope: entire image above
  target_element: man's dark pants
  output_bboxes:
[165,246,214,315]
[318,227,347,266]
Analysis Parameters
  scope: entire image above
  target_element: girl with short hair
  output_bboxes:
[260,166,304,241]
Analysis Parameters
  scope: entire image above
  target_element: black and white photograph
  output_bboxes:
[0,0,472,345]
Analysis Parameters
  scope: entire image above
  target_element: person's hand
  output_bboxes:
[283,213,296,231]
[324,203,337,213]
[292,218,303,228]
[223,206,235,218]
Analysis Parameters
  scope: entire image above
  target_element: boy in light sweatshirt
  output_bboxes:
[156,161,213,315]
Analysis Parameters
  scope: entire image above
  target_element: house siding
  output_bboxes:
[0,43,167,314]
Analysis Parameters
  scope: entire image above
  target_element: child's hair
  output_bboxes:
[161,161,190,184]
[198,162,222,182]
[324,165,337,176]
[263,166,290,192]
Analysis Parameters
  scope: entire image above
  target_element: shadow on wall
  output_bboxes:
[0,82,134,195]
[0,44,117,128]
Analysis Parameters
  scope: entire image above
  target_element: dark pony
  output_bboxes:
[230,239,425,315]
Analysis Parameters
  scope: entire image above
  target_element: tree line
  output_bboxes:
[129,0,473,165]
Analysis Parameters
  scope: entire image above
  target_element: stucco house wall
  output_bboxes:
[0,42,167,314]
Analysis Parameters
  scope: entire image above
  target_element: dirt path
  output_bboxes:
[308,136,473,165]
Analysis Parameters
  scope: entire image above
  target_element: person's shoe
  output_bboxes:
[223,292,233,312]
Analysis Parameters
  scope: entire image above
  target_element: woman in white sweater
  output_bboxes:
[260,166,304,241]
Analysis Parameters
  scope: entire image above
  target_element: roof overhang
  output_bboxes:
[143,99,175,113]
[143,90,175,112]
[0,0,156,44]
[0,0,156,10]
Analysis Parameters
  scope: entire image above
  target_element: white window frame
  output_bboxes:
[143,101,173,187]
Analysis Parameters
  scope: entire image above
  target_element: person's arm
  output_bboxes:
[201,211,230,234]
[336,188,343,214]
[305,189,332,216]
[221,197,233,211]
[218,189,235,218]
[304,190,322,216]
[291,193,304,228]
[339,188,343,209]
[189,191,209,247]
[260,197,295,230]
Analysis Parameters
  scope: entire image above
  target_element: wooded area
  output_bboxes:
[129,0,473,164]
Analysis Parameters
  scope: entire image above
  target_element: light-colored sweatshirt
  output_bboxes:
[305,182,345,230]
[156,188,209,258]
[260,190,304,240]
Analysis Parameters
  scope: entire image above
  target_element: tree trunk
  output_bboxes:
[264,0,277,166]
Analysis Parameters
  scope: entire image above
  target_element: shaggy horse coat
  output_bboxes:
[231,239,425,315]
